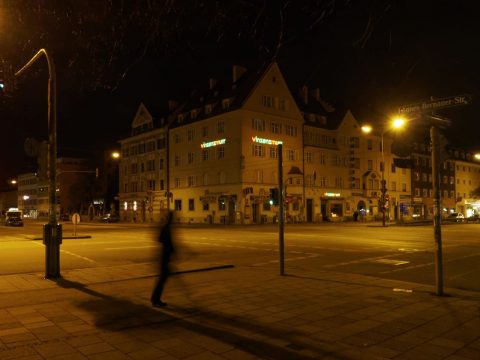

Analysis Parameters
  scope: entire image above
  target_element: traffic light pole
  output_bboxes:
[16,49,62,279]
[278,144,285,276]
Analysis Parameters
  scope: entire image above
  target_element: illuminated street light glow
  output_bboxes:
[474,153,480,160]
[112,151,120,159]
[392,117,406,129]
[10,179,17,185]
[361,125,372,134]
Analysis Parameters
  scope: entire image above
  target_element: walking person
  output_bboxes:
[151,211,175,307]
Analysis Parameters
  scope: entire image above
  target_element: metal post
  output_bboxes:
[381,133,386,226]
[16,49,62,279]
[278,144,285,275]
[430,124,444,296]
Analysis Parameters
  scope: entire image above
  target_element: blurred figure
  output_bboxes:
[151,211,175,307]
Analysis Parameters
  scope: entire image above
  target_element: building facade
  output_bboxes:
[117,62,419,224]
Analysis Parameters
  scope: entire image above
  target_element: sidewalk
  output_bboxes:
[0,258,479,359]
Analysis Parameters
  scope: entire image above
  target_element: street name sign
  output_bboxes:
[398,94,471,114]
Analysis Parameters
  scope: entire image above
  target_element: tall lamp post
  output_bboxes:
[362,117,406,226]
[15,49,62,279]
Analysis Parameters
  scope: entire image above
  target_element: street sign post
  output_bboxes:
[398,94,471,296]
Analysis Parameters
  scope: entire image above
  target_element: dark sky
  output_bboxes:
[1,0,480,188]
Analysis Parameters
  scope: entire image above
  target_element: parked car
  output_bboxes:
[445,212,465,223]
[101,213,120,223]
[5,217,24,227]
[466,214,480,223]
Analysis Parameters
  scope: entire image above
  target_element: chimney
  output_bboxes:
[301,85,308,104]
[209,78,217,90]
[232,65,247,83]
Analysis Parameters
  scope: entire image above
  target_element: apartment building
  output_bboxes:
[117,62,417,224]
[450,148,480,217]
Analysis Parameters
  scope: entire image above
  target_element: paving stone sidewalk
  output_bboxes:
[0,259,479,360]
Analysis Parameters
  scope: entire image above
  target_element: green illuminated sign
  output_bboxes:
[201,138,226,148]
[251,136,283,145]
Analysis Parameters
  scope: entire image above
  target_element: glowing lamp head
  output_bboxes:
[392,117,406,129]
[361,125,372,134]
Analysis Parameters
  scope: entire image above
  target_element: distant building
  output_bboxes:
[450,148,480,217]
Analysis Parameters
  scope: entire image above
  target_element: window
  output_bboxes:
[187,129,195,141]
[174,155,180,166]
[305,152,312,163]
[285,125,297,136]
[287,150,295,161]
[188,199,194,211]
[367,139,373,150]
[262,95,274,107]
[160,180,164,190]
[443,175,448,184]
[450,176,454,185]
[146,159,155,171]
[415,188,420,196]
[415,171,420,181]
[422,173,428,182]
[367,160,373,170]
[202,126,208,137]
[349,137,359,148]
[190,110,197,120]
[391,163,396,173]
[147,180,155,190]
[270,146,278,158]
[402,183,407,192]
[159,158,164,170]
[218,198,226,211]
[130,163,138,174]
[271,122,281,134]
[175,178,181,188]
[205,105,212,114]
[423,188,428,197]
[252,118,265,131]
[391,181,396,191]
[217,146,225,159]
[253,144,265,157]
[203,202,209,211]
[188,152,194,164]
[319,153,326,165]
[187,176,195,187]
[217,121,225,134]
[157,138,166,149]
[174,134,181,144]
[202,149,209,161]
[335,177,343,188]
[222,99,230,110]
[319,177,327,187]
[255,170,263,183]
[131,182,138,192]
[203,173,208,185]
[174,199,182,211]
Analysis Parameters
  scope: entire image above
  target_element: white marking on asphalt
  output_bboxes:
[60,250,96,263]
[105,246,157,250]
[374,259,410,266]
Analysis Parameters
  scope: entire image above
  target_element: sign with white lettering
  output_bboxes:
[200,138,226,148]
[251,136,283,145]
[398,95,471,114]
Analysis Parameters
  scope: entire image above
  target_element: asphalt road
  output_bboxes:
[1,220,479,293]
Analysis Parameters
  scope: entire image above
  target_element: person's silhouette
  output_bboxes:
[151,211,175,307]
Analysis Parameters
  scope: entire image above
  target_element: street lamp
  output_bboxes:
[361,117,406,226]
[15,49,62,279]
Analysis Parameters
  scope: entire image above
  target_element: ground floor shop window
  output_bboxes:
[330,203,343,217]
[218,198,226,211]
[188,199,194,211]
[203,202,209,211]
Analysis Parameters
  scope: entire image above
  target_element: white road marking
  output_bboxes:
[105,245,157,250]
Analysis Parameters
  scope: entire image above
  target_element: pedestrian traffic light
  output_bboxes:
[269,188,279,205]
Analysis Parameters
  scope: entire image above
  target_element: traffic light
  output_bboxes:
[269,188,279,205]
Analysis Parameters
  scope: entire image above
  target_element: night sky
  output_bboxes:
[1,0,480,188]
